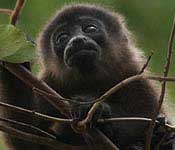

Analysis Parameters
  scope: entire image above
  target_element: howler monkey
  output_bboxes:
[0,4,173,150]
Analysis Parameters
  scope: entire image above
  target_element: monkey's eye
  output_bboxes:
[55,33,69,45]
[83,25,98,33]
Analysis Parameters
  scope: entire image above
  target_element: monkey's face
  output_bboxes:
[51,16,107,71]
[39,5,129,76]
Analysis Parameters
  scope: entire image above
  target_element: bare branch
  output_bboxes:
[145,75,175,82]
[98,117,153,123]
[0,117,55,139]
[0,101,72,123]
[98,117,175,132]
[0,9,13,15]
[139,51,154,74]
[145,14,175,150]
[164,16,175,77]
[0,124,73,149]
[10,0,25,25]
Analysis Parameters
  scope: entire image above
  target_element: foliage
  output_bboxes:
[0,24,36,63]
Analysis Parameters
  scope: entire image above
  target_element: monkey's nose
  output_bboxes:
[71,36,88,47]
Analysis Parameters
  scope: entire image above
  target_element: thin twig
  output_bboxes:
[98,117,175,132]
[139,51,154,74]
[145,14,175,150]
[10,0,25,25]
[0,117,55,139]
[0,124,72,149]
[0,9,13,15]
[145,75,175,82]
[0,101,72,123]
[98,117,153,123]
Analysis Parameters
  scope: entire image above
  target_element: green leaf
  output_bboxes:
[0,24,36,63]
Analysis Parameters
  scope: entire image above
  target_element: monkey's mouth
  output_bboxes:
[64,44,100,68]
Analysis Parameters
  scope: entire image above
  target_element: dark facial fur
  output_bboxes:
[38,4,141,78]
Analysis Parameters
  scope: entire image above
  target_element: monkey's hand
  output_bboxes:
[71,102,115,141]
[71,102,112,128]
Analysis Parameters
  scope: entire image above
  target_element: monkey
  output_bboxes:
[0,3,174,150]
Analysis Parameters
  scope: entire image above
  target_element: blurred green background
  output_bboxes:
[0,0,175,149]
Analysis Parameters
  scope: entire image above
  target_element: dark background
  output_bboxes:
[0,0,175,149]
